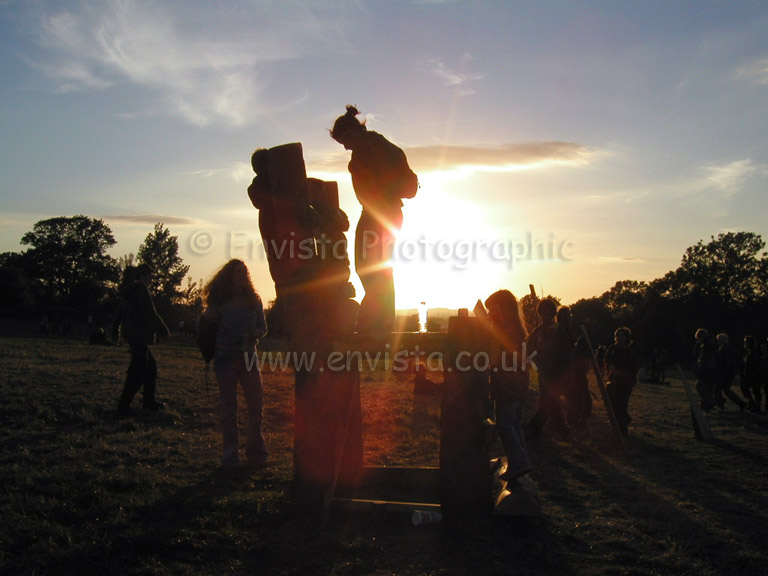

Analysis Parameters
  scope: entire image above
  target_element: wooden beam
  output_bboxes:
[580,325,627,453]
[331,498,441,514]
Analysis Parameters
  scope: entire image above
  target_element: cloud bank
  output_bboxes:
[22,0,353,126]
[103,214,199,226]
[405,142,592,172]
[306,141,592,176]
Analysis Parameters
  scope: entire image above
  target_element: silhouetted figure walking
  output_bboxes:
[693,329,716,411]
[202,259,268,469]
[761,341,768,412]
[331,105,417,337]
[557,306,591,429]
[568,336,593,429]
[714,333,747,412]
[112,264,170,416]
[604,327,637,437]
[594,344,607,373]
[650,347,668,383]
[741,336,762,412]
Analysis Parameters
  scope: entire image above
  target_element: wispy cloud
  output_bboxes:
[735,58,768,85]
[702,159,761,198]
[671,158,763,201]
[20,1,349,126]
[103,214,200,226]
[419,55,485,96]
[406,142,592,172]
[182,163,254,185]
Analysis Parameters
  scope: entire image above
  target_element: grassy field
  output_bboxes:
[1,332,767,575]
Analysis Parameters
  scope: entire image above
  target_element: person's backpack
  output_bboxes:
[196,315,218,364]
[371,134,418,200]
[395,168,419,199]
[385,142,418,199]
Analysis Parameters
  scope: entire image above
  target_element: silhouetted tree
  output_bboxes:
[0,252,33,313]
[664,232,767,308]
[137,223,189,313]
[654,231,768,336]
[570,296,613,347]
[20,216,119,313]
[572,232,768,363]
[601,280,648,324]
[177,277,203,320]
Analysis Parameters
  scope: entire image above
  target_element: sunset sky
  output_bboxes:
[2,1,768,310]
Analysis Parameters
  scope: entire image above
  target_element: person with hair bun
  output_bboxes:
[331,105,418,337]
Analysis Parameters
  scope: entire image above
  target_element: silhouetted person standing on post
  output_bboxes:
[331,105,417,338]
[604,327,637,437]
[112,264,170,416]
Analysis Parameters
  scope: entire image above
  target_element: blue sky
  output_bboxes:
[2,1,767,309]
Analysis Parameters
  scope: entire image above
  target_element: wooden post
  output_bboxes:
[580,325,626,453]
[439,316,493,520]
[252,143,363,509]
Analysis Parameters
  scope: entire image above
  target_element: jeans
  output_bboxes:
[214,353,267,466]
[695,376,716,410]
[606,383,633,436]
[354,208,402,335]
[495,400,531,477]
[528,376,568,434]
[118,344,157,409]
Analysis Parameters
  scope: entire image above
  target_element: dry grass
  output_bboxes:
[1,331,767,575]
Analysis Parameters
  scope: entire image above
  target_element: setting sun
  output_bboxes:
[392,182,511,310]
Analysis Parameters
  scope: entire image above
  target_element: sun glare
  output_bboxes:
[391,188,509,310]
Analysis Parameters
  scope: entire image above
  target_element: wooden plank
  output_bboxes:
[676,363,714,441]
[332,331,449,355]
[331,498,441,514]
[580,326,627,453]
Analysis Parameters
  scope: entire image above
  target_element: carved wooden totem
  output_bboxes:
[249,142,363,507]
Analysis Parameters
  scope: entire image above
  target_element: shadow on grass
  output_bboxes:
[541,430,768,575]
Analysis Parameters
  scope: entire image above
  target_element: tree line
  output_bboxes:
[567,231,768,362]
[2,217,766,363]
[0,216,201,328]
